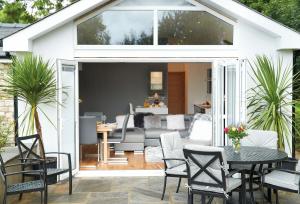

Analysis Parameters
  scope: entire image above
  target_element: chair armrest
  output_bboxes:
[45,152,70,156]
[45,152,72,170]
[226,169,241,178]
[275,169,300,175]
[162,158,186,162]
[4,170,44,177]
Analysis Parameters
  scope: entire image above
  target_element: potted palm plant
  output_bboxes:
[248,55,300,152]
[4,54,58,156]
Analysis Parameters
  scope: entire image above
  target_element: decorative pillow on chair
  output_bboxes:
[144,115,162,129]
[116,115,134,129]
[166,115,185,130]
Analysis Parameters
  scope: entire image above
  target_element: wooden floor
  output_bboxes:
[80,149,164,170]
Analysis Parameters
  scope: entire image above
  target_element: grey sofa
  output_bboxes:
[144,114,193,146]
[112,114,193,152]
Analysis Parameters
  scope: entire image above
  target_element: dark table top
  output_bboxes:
[224,146,288,165]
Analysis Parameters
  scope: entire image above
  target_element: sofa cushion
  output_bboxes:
[166,115,185,130]
[145,128,173,139]
[144,115,162,129]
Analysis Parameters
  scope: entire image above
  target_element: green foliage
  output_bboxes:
[0,0,75,24]
[0,116,13,151]
[4,54,57,137]
[77,16,111,45]
[247,55,300,152]
[239,0,300,32]
[0,1,35,24]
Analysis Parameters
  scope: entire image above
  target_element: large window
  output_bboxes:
[77,11,153,45]
[158,11,233,45]
[76,4,235,46]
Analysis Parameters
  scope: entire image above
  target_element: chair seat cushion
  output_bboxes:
[192,177,241,193]
[7,180,44,193]
[166,164,187,176]
[264,170,299,191]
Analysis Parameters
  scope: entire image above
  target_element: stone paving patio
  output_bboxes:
[8,176,300,204]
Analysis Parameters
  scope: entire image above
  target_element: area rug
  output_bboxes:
[144,146,163,163]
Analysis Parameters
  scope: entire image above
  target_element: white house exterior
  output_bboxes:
[3,0,300,174]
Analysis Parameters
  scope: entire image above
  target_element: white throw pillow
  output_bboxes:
[116,115,134,129]
[166,115,185,130]
[189,119,212,142]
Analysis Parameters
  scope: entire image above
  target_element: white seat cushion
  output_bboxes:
[192,177,241,193]
[166,164,187,176]
[264,170,299,191]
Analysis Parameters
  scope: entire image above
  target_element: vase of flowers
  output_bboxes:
[224,124,247,153]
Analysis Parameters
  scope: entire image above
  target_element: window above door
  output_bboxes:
[75,0,236,47]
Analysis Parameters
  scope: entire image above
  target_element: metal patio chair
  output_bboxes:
[262,158,300,204]
[0,153,47,204]
[183,145,242,204]
[16,134,72,199]
[160,131,187,200]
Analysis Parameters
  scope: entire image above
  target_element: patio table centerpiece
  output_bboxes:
[224,124,247,153]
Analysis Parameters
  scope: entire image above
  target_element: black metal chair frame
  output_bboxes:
[16,134,73,198]
[0,154,47,204]
[261,159,300,204]
[159,138,187,200]
[183,149,243,204]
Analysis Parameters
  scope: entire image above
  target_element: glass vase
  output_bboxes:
[232,138,241,153]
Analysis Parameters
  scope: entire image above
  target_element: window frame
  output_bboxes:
[74,0,237,49]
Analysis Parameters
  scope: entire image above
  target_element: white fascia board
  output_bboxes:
[3,0,111,52]
[207,0,300,49]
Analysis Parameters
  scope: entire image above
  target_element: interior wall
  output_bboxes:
[168,63,212,114]
[79,63,168,122]
[186,63,212,114]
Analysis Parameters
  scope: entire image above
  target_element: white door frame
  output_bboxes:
[57,59,79,176]
[74,56,242,170]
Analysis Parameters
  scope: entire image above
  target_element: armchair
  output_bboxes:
[0,154,47,204]
[160,131,187,200]
[16,134,72,198]
[262,158,300,204]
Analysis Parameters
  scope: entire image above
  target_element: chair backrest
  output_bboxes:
[79,116,98,145]
[183,144,229,193]
[241,130,278,149]
[160,131,185,169]
[120,114,130,142]
[0,154,6,181]
[16,134,45,162]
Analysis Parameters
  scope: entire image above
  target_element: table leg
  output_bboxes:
[249,164,256,204]
[241,170,247,204]
[103,131,108,163]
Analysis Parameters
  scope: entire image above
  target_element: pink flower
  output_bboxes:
[224,127,229,134]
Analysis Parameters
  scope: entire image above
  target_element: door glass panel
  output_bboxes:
[61,64,76,170]
[226,64,236,126]
[116,0,193,6]
[158,11,233,45]
[77,11,153,45]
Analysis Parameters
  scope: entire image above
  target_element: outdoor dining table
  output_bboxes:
[224,146,288,204]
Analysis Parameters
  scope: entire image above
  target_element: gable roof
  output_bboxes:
[3,0,300,52]
[0,23,27,58]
